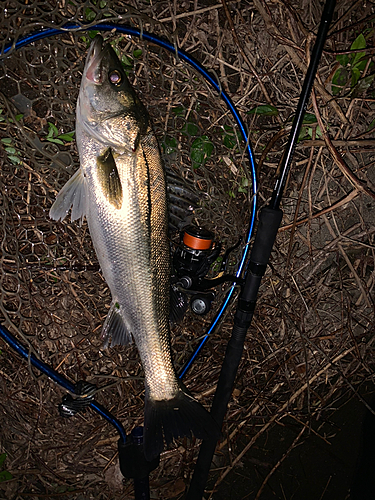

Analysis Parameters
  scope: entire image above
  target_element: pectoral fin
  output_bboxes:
[49,168,88,223]
[97,148,123,209]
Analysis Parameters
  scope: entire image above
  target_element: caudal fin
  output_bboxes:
[143,389,219,461]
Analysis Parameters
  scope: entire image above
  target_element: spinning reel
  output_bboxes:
[172,225,243,316]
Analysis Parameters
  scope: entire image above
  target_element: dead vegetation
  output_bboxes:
[0,0,374,499]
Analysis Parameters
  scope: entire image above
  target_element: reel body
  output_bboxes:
[172,225,240,316]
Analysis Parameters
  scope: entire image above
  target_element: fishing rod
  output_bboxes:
[186,0,336,498]
[0,21,258,499]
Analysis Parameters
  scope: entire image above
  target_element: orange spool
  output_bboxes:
[183,227,213,250]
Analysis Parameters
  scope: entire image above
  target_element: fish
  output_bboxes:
[49,34,218,460]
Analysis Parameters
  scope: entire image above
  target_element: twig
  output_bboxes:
[279,189,360,232]
[329,0,365,34]
[300,139,375,148]
[252,0,349,125]
[160,3,222,22]
[322,214,372,310]
[286,143,319,268]
[212,348,356,491]
[258,127,288,176]
[311,90,375,200]
[221,0,283,124]
[255,425,306,500]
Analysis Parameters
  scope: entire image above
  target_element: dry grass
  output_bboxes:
[0,1,374,499]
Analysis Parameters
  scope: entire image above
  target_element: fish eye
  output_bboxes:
[109,70,122,86]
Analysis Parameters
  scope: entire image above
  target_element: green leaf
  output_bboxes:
[46,138,64,145]
[352,57,368,72]
[238,176,249,193]
[133,49,143,59]
[0,454,6,467]
[223,125,235,133]
[351,66,361,87]
[88,30,99,39]
[85,7,96,21]
[350,33,366,58]
[1,138,12,144]
[0,470,12,482]
[351,33,366,52]
[336,53,349,67]
[5,147,16,154]
[247,104,279,116]
[223,134,237,149]
[182,122,199,136]
[298,129,309,142]
[121,54,133,68]
[367,117,375,131]
[99,0,107,7]
[162,136,178,155]
[332,67,349,95]
[350,33,366,67]
[47,122,59,138]
[302,113,318,124]
[57,132,75,142]
[353,73,375,95]
[8,155,22,164]
[190,136,214,169]
[172,106,185,116]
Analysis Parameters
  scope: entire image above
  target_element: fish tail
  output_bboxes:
[143,388,219,461]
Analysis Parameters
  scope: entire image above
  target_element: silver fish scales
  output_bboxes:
[50,34,218,460]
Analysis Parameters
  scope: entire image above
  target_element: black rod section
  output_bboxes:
[270,0,336,210]
[186,207,282,500]
[186,1,336,498]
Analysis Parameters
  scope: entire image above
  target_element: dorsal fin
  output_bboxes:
[97,148,123,209]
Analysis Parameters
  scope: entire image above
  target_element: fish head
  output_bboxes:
[77,34,148,151]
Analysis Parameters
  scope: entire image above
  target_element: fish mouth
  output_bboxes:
[83,35,122,86]
[84,34,105,84]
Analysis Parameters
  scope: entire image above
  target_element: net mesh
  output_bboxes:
[0,1,252,481]
[0,10,251,345]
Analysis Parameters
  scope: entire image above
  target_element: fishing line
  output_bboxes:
[2,22,258,378]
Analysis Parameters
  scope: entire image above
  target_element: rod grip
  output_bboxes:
[240,206,282,305]
[250,207,283,267]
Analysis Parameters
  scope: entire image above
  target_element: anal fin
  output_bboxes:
[101,300,133,348]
